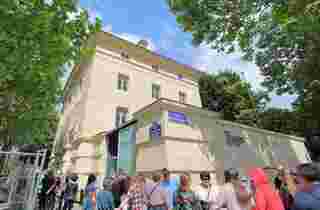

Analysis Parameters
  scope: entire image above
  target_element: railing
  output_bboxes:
[0,150,46,210]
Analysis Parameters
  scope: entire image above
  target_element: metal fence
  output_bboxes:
[0,150,46,210]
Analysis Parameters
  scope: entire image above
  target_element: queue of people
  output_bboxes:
[38,162,320,210]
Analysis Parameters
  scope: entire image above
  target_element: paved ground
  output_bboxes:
[73,204,82,210]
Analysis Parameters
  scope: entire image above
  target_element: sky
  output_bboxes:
[79,0,296,109]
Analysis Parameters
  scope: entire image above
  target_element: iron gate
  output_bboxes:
[0,150,46,210]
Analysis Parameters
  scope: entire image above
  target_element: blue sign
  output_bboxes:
[168,111,191,125]
[150,122,161,141]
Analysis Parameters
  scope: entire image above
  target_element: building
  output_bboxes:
[54,31,310,187]
[132,98,310,185]
[54,31,204,182]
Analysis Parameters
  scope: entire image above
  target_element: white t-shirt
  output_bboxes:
[195,184,222,210]
[195,185,211,202]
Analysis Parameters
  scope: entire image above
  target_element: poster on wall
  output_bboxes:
[117,124,137,175]
[149,121,161,141]
[168,111,191,125]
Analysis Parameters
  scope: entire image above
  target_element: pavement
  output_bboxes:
[73,204,82,210]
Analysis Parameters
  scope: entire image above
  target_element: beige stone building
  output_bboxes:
[54,31,204,184]
[133,98,310,185]
[54,31,310,187]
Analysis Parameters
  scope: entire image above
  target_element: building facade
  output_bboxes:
[55,31,203,178]
[133,99,310,185]
[55,32,310,187]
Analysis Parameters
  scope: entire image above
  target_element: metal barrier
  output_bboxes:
[0,150,46,210]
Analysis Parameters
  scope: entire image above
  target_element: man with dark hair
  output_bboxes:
[222,169,242,210]
[195,171,221,210]
[63,174,79,210]
[285,163,320,210]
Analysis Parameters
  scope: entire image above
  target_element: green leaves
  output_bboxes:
[0,0,100,148]
[199,70,263,123]
[168,0,320,129]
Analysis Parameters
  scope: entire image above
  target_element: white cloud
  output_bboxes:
[191,44,264,90]
[102,24,112,32]
[189,44,297,108]
[88,9,103,24]
[118,33,157,51]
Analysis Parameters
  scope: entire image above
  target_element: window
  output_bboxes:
[115,107,128,127]
[179,91,186,103]
[152,84,161,99]
[118,74,129,91]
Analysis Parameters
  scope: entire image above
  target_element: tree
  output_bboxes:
[167,0,320,128]
[258,108,304,136]
[0,0,101,148]
[199,71,305,136]
[199,70,269,126]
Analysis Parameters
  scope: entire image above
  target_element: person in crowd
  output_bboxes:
[55,176,64,210]
[194,172,214,210]
[83,174,98,210]
[38,171,51,210]
[145,172,170,210]
[195,172,223,210]
[112,172,130,208]
[97,177,115,210]
[39,170,56,210]
[119,175,146,210]
[220,168,249,210]
[248,168,284,210]
[283,163,320,210]
[80,189,85,205]
[173,173,200,210]
[239,176,255,210]
[47,172,58,210]
[160,168,179,210]
[274,176,293,210]
[63,174,79,210]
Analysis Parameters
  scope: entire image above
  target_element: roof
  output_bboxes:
[96,31,204,80]
[63,31,205,96]
[133,98,220,118]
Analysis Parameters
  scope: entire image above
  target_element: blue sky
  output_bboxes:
[80,0,296,108]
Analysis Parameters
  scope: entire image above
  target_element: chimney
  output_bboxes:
[137,39,149,48]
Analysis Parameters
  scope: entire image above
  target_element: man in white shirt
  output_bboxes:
[195,172,221,210]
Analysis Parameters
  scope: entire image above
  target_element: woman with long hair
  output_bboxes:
[97,177,115,210]
[83,174,98,210]
[174,173,200,210]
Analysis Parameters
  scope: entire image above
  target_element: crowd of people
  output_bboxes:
[37,162,320,210]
